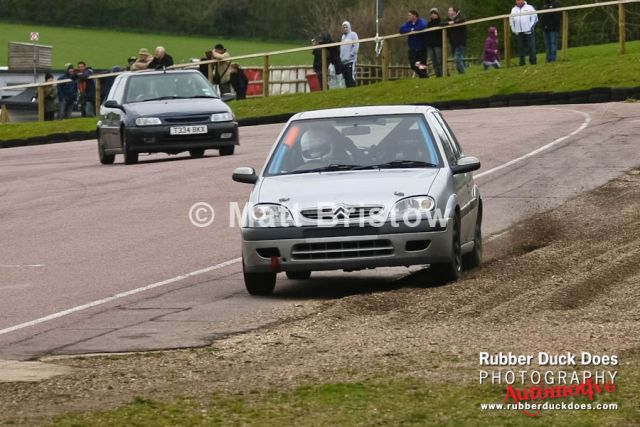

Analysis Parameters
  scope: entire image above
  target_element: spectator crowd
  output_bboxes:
[43,0,562,120]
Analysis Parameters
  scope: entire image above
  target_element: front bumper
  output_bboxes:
[125,121,238,152]
[241,219,452,273]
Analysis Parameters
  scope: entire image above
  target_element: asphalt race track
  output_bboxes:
[1,103,639,360]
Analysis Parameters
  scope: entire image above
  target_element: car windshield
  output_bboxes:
[264,114,442,176]
[124,73,218,103]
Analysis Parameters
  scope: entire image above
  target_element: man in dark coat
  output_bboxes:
[540,0,562,62]
[148,46,174,69]
[312,32,342,88]
[447,6,468,74]
[229,63,249,100]
[425,8,443,77]
[57,63,77,119]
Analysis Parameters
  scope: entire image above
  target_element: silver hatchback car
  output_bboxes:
[232,106,482,295]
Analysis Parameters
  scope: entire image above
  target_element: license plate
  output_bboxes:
[170,125,207,135]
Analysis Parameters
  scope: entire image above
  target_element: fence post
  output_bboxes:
[37,85,45,122]
[382,41,390,81]
[321,47,328,91]
[504,17,512,68]
[263,55,270,97]
[562,11,569,60]
[442,28,448,77]
[95,78,102,110]
[619,3,626,54]
[208,63,213,83]
[0,105,9,124]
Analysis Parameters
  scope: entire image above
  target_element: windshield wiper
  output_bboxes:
[288,164,361,175]
[362,160,438,169]
[139,96,183,102]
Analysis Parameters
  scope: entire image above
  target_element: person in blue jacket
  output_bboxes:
[57,63,77,119]
[400,10,429,78]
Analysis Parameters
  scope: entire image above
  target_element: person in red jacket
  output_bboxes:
[482,27,501,70]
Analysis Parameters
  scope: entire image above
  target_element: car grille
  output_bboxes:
[291,239,394,260]
[300,205,384,220]
[163,115,211,124]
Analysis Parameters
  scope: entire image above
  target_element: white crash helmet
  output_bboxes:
[300,127,334,161]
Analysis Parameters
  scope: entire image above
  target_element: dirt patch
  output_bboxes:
[1,169,639,424]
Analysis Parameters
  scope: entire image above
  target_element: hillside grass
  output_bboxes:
[0,22,308,69]
[1,40,638,142]
[231,40,640,118]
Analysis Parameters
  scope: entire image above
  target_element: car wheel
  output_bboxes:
[463,202,482,270]
[243,259,276,296]
[219,146,235,156]
[122,134,138,165]
[189,148,205,158]
[430,213,462,283]
[286,271,311,280]
[98,140,115,165]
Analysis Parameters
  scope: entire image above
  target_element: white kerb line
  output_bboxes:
[478,108,592,243]
[0,258,241,336]
[475,108,591,180]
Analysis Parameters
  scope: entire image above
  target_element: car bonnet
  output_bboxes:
[256,169,441,211]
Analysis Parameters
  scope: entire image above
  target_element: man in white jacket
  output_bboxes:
[510,0,538,66]
[340,21,359,88]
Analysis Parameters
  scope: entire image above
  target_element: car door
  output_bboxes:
[101,77,126,150]
[429,112,474,242]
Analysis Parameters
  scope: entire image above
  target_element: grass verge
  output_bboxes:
[49,361,639,427]
[0,22,307,68]
[1,40,638,142]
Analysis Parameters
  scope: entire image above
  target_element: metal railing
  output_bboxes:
[0,0,636,122]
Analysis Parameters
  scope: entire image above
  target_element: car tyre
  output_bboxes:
[463,202,482,270]
[98,140,115,165]
[243,259,276,296]
[189,148,205,158]
[122,134,138,165]
[219,146,235,156]
[430,213,462,283]
[286,271,311,280]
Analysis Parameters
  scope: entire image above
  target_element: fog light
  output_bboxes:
[221,133,233,139]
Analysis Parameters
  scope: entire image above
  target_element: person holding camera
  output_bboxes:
[211,44,232,94]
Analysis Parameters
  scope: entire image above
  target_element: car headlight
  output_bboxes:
[211,112,233,122]
[391,196,435,219]
[250,204,294,227]
[135,117,162,126]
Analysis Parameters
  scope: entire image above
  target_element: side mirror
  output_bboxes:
[221,93,236,103]
[451,156,481,175]
[232,167,258,184]
[104,100,123,109]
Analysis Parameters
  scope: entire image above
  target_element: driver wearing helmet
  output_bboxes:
[300,127,335,162]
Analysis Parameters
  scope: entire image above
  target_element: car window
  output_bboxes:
[433,112,463,158]
[123,73,216,103]
[429,113,458,166]
[264,114,443,176]
[109,78,126,103]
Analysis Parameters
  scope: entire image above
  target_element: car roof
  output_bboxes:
[291,105,437,121]
[120,69,202,78]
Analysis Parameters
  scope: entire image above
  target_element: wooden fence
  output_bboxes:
[0,0,637,122]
